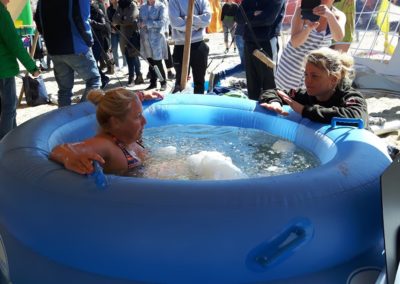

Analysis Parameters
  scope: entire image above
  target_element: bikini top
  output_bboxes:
[112,136,144,169]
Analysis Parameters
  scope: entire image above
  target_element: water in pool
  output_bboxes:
[133,124,319,180]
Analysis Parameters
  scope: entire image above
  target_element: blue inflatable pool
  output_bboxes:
[0,94,391,284]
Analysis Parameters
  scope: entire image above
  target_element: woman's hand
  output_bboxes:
[312,5,335,20]
[50,143,105,175]
[260,101,288,116]
[277,90,304,114]
[32,70,41,78]
[139,21,146,28]
[140,90,164,101]
[64,151,105,175]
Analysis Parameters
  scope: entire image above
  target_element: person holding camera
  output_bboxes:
[275,0,346,91]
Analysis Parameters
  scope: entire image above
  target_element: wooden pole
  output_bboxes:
[252,49,276,69]
[179,0,195,91]
[18,28,39,107]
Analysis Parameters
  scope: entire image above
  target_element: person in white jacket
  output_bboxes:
[168,0,211,94]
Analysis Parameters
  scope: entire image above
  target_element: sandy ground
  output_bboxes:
[15,32,400,149]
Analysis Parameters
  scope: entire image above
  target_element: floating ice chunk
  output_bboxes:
[271,140,296,153]
[187,151,247,180]
[271,140,296,168]
[153,146,177,157]
[266,165,280,172]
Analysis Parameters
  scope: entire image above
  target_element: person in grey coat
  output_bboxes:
[139,0,168,90]
[169,0,211,94]
[113,0,144,86]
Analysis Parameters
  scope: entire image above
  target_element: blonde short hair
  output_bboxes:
[305,47,355,84]
[87,88,139,131]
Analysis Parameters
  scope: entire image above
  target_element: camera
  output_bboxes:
[301,0,321,22]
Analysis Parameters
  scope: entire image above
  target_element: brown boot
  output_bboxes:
[106,65,115,75]
[134,74,144,85]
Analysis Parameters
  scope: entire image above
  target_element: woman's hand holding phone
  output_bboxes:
[312,5,335,20]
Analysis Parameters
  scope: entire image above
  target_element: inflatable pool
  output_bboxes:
[0,94,391,284]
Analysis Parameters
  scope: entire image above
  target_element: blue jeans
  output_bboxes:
[111,33,122,67]
[0,77,17,140]
[125,50,142,78]
[235,34,245,66]
[50,49,101,107]
[220,35,245,79]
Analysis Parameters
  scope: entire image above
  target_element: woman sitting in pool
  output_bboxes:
[259,47,369,126]
[49,88,163,175]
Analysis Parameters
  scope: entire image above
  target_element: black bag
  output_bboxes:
[22,75,49,106]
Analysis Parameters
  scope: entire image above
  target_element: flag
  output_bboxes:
[376,0,395,55]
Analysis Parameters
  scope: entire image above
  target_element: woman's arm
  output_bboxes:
[0,5,38,74]
[49,140,107,175]
[146,4,167,29]
[259,89,288,116]
[313,5,346,41]
[290,7,319,48]
[192,0,212,30]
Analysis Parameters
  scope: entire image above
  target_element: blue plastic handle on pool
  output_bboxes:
[246,219,314,271]
[331,117,364,129]
[89,161,109,189]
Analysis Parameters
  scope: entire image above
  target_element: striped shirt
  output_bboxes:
[275,29,332,91]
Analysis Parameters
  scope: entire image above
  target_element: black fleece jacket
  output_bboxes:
[259,83,369,128]
[235,0,286,42]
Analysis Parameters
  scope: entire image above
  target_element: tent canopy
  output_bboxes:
[8,0,28,20]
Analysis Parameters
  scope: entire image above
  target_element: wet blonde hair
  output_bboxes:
[305,47,355,85]
[87,88,140,131]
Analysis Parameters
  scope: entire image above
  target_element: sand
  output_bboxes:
[15,32,400,149]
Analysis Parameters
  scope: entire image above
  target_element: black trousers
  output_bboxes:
[147,58,166,85]
[164,45,174,69]
[244,40,276,100]
[173,40,209,94]
[92,40,107,83]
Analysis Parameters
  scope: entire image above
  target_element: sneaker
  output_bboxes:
[167,71,175,80]
[225,48,229,54]
[388,145,400,160]
[208,72,220,92]
[160,82,167,91]
[106,65,115,75]
[135,74,144,85]
[101,76,110,89]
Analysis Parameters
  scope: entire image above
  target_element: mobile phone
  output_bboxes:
[301,0,321,22]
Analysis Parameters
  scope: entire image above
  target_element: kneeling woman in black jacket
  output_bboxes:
[259,47,368,127]
[259,47,400,159]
